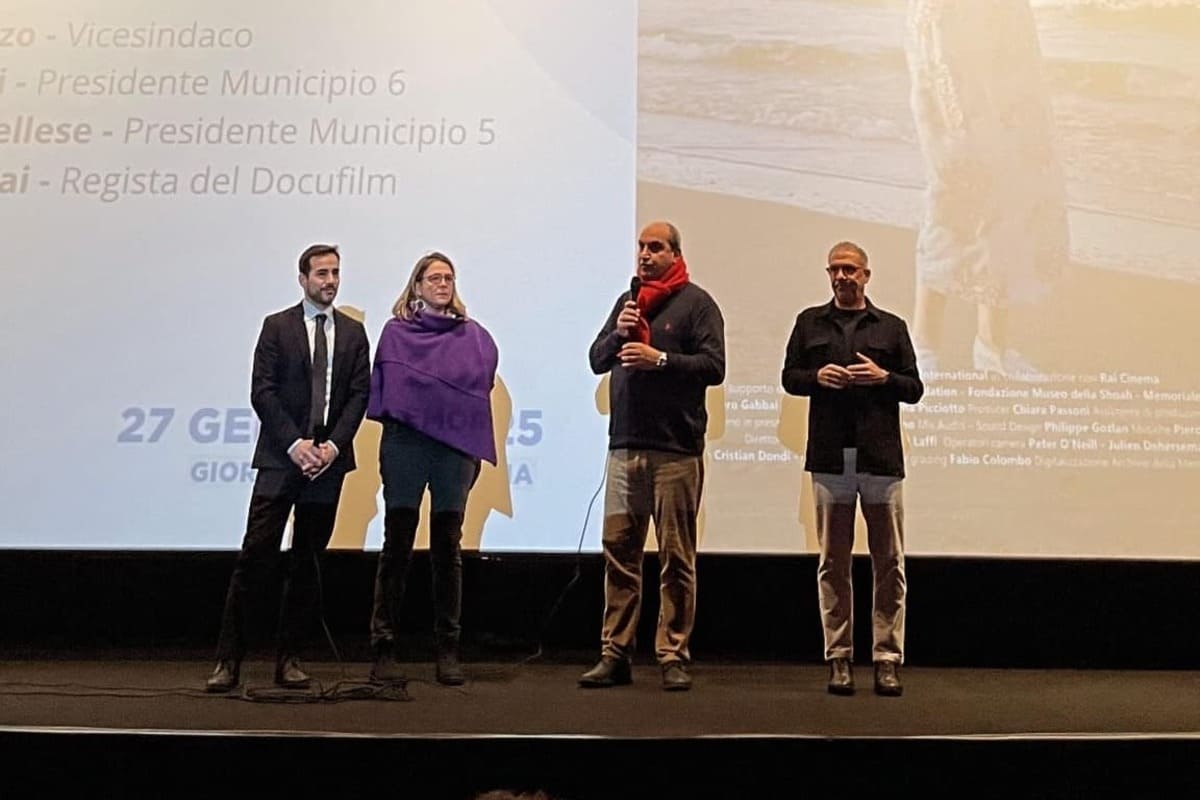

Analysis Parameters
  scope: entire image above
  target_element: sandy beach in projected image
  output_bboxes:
[639,0,1200,281]
[636,1,1200,558]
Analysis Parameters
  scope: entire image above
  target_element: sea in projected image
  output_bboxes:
[639,0,1200,280]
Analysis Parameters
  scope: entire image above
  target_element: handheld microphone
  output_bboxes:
[629,276,641,304]
[312,423,329,446]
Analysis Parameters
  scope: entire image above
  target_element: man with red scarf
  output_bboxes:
[581,221,726,691]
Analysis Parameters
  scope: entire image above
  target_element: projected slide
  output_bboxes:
[638,0,1200,557]
[1,0,636,549]
[4,0,1199,559]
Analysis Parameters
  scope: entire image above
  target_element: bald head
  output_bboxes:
[641,221,682,255]
[637,221,682,280]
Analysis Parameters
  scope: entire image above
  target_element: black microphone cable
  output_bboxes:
[453,440,610,690]
[512,285,637,670]
[239,544,410,704]
[516,452,608,667]
[242,448,410,704]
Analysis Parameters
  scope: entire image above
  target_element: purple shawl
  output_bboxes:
[366,312,499,464]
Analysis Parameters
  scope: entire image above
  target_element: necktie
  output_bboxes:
[310,313,328,438]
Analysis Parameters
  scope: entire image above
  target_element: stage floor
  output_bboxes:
[2,659,1198,739]
[3,659,1199,796]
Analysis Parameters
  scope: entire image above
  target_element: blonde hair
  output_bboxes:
[391,251,468,320]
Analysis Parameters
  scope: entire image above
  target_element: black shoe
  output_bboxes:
[435,648,465,686]
[370,648,406,684]
[205,660,240,693]
[874,661,903,697]
[661,662,692,692]
[274,657,312,689]
[827,658,855,695]
[578,656,632,688]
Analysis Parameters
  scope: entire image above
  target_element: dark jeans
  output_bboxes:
[215,467,345,663]
[370,423,479,652]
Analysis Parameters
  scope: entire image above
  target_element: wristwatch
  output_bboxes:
[656,351,668,369]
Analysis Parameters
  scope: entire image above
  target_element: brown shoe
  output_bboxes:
[578,656,632,688]
[874,662,903,697]
[827,658,855,696]
[661,662,692,692]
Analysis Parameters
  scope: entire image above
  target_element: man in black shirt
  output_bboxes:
[581,221,725,691]
[781,241,923,696]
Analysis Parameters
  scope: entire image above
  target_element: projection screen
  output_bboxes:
[2,0,1198,558]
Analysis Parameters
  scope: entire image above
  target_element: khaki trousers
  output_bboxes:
[812,448,906,663]
[600,449,703,664]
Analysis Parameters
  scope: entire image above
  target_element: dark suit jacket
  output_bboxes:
[250,303,371,475]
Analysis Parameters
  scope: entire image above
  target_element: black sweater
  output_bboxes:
[590,283,725,455]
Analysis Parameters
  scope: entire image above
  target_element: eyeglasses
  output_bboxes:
[422,273,455,285]
[638,240,670,255]
[826,264,864,277]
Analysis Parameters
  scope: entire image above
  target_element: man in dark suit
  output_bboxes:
[206,243,370,692]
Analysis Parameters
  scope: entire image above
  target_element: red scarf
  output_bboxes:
[633,256,690,344]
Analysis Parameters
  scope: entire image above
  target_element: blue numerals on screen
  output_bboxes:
[505,409,543,447]
[124,407,542,447]
[117,407,175,443]
[118,407,258,444]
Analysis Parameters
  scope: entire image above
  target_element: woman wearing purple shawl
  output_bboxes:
[365,252,498,686]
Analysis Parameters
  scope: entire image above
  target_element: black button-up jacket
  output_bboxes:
[781,299,923,477]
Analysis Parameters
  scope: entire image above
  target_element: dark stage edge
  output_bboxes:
[2,660,1199,797]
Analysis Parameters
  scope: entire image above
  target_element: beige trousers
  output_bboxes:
[812,448,906,663]
[600,449,703,664]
